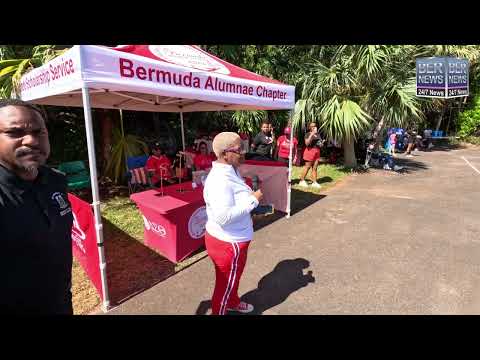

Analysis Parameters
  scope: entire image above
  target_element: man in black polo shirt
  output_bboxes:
[250,120,274,161]
[0,99,74,315]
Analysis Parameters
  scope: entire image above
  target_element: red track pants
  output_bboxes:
[205,232,250,315]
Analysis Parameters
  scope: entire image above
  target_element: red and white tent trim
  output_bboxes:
[19,45,296,312]
[20,45,294,111]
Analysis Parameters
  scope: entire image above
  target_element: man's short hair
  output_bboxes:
[0,98,46,122]
[261,119,271,126]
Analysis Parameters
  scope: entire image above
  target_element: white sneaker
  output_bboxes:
[406,154,413,158]
[299,180,309,187]
[311,182,322,189]
[227,301,254,314]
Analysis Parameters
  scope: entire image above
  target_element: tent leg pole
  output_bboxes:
[81,85,110,312]
[286,109,295,219]
[180,112,186,152]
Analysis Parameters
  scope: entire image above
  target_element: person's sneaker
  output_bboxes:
[311,182,322,189]
[299,180,309,187]
[227,301,254,314]
[406,154,413,158]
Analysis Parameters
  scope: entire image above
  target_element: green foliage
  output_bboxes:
[463,136,480,145]
[457,96,480,137]
[105,110,149,184]
[47,109,89,165]
[0,45,68,97]
[232,110,267,133]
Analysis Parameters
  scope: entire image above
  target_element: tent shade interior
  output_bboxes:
[19,45,296,312]
[28,90,284,112]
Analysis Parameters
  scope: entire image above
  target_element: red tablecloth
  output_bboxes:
[130,182,206,263]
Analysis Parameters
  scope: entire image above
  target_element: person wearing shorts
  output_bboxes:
[299,122,323,189]
[405,130,416,157]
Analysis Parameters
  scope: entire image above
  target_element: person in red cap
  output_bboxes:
[145,142,174,186]
[275,126,298,164]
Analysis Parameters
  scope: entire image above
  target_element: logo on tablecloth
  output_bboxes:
[188,206,207,239]
[71,211,87,254]
[143,215,167,237]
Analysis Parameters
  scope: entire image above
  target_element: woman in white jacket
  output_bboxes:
[204,132,263,315]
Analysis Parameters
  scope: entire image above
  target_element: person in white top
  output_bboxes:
[203,132,263,315]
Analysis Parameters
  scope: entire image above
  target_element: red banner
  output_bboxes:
[68,193,103,300]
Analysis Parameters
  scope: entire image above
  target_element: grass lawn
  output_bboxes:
[72,163,351,315]
[291,163,351,193]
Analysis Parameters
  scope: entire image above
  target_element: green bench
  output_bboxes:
[58,161,91,190]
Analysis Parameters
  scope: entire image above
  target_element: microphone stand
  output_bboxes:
[176,152,192,193]
[157,166,167,197]
[178,153,182,191]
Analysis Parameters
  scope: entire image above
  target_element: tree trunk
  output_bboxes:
[153,112,162,137]
[343,138,357,168]
[99,109,114,173]
[445,105,453,136]
[371,116,385,150]
[435,102,448,131]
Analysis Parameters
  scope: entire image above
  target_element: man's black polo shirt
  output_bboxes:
[0,164,73,314]
[252,132,274,158]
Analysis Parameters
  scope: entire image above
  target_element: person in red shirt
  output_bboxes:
[145,143,174,186]
[299,122,324,189]
[193,141,214,171]
[275,126,298,164]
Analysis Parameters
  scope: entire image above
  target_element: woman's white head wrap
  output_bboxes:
[212,132,240,158]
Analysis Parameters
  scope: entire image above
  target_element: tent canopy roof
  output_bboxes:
[19,45,295,112]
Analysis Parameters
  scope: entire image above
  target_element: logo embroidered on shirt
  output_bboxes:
[51,192,71,216]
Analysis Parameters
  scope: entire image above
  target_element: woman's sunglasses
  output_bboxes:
[224,146,247,155]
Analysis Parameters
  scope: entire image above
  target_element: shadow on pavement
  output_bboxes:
[253,178,329,230]
[195,258,314,315]
[253,211,286,232]
[394,157,430,173]
[290,188,326,216]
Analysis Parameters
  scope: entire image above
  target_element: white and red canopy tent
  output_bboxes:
[19,45,296,311]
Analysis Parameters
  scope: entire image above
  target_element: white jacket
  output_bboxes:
[203,161,259,243]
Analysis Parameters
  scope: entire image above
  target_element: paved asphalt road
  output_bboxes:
[107,145,480,315]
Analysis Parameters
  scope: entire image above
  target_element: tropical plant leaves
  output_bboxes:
[104,112,149,184]
[232,110,268,134]
[0,45,68,98]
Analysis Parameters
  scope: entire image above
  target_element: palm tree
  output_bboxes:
[0,45,68,98]
[293,45,423,167]
[416,45,480,131]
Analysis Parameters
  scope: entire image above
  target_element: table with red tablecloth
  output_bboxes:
[131,160,288,262]
[130,182,207,263]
